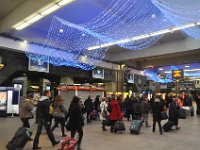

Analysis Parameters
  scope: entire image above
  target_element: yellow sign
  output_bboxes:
[172,70,183,79]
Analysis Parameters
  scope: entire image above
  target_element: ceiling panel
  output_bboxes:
[0,0,25,19]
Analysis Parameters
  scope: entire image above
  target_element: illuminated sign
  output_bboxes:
[172,69,184,79]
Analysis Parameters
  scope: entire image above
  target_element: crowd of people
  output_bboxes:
[19,90,200,150]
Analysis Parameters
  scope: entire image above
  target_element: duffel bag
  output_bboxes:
[113,121,126,133]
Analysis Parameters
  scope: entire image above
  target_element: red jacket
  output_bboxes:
[109,99,121,120]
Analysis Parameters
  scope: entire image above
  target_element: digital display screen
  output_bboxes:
[0,91,7,111]
[92,69,104,79]
[29,58,49,73]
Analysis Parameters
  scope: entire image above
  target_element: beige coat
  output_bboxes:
[20,99,34,119]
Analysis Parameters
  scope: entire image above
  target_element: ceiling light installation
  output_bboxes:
[26,0,200,70]
[13,0,75,30]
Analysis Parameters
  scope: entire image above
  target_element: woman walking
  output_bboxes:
[51,96,67,137]
[68,96,84,150]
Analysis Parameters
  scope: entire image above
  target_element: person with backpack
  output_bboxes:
[124,95,133,121]
[51,95,67,137]
[32,90,59,150]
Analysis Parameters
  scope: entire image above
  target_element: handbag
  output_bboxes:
[113,121,126,132]
[53,112,65,118]
[161,112,168,120]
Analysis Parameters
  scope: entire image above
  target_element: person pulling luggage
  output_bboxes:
[32,90,60,150]
[19,93,34,128]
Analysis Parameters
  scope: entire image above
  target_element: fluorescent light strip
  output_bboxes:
[40,5,60,16]
[88,21,200,50]
[14,0,75,30]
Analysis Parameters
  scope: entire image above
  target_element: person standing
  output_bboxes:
[100,97,109,131]
[109,95,121,133]
[19,93,34,128]
[195,95,200,116]
[51,95,67,137]
[152,97,163,135]
[32,90,59,150]
[141,95,151,127]
[68,96,84,150]
[84,95,93,123]
[124,95,133,121]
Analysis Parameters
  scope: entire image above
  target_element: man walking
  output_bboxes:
[32,90,59,150]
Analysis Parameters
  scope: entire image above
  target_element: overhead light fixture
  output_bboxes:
[40,5,60,16]
[185,65,190,68]
[58,0,75,6]
[88,21,200,50]
[13,0,75,30]
[26,14,43,24]
[15,22,29,30]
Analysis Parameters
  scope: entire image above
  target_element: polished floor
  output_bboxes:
[0,115,200,150]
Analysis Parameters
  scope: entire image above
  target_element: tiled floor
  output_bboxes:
[1,115,200,150]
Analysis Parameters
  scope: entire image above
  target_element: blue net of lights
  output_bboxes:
[26,0,200,70]
[152,0,200,38]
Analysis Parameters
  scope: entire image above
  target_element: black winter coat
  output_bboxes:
[124,99,133,113]
[169,101,179,122]
[152,102,163,122]
[36,99,51,122]
[131,102,142,115]
[84,98,93,112]
[68,104,84,130]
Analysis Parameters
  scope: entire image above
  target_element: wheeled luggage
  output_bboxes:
[6,127,33,150]
[58,136,77,150]
[90,110,98,120]
[178,109,186,119]
[162,121,174,132]
[113,121,126,133]
[129,120,143,134]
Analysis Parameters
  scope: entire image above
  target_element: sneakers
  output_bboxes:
[52,141,60,146]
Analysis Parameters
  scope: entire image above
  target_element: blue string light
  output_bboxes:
[152,0,200,38]
[26,0,200,70]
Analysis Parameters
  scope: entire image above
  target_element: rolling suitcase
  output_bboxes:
[6,127,33,150]
[178,109,186,119]
[130,120,143,134]
[162,121,174,132]
[58,136,77,150]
